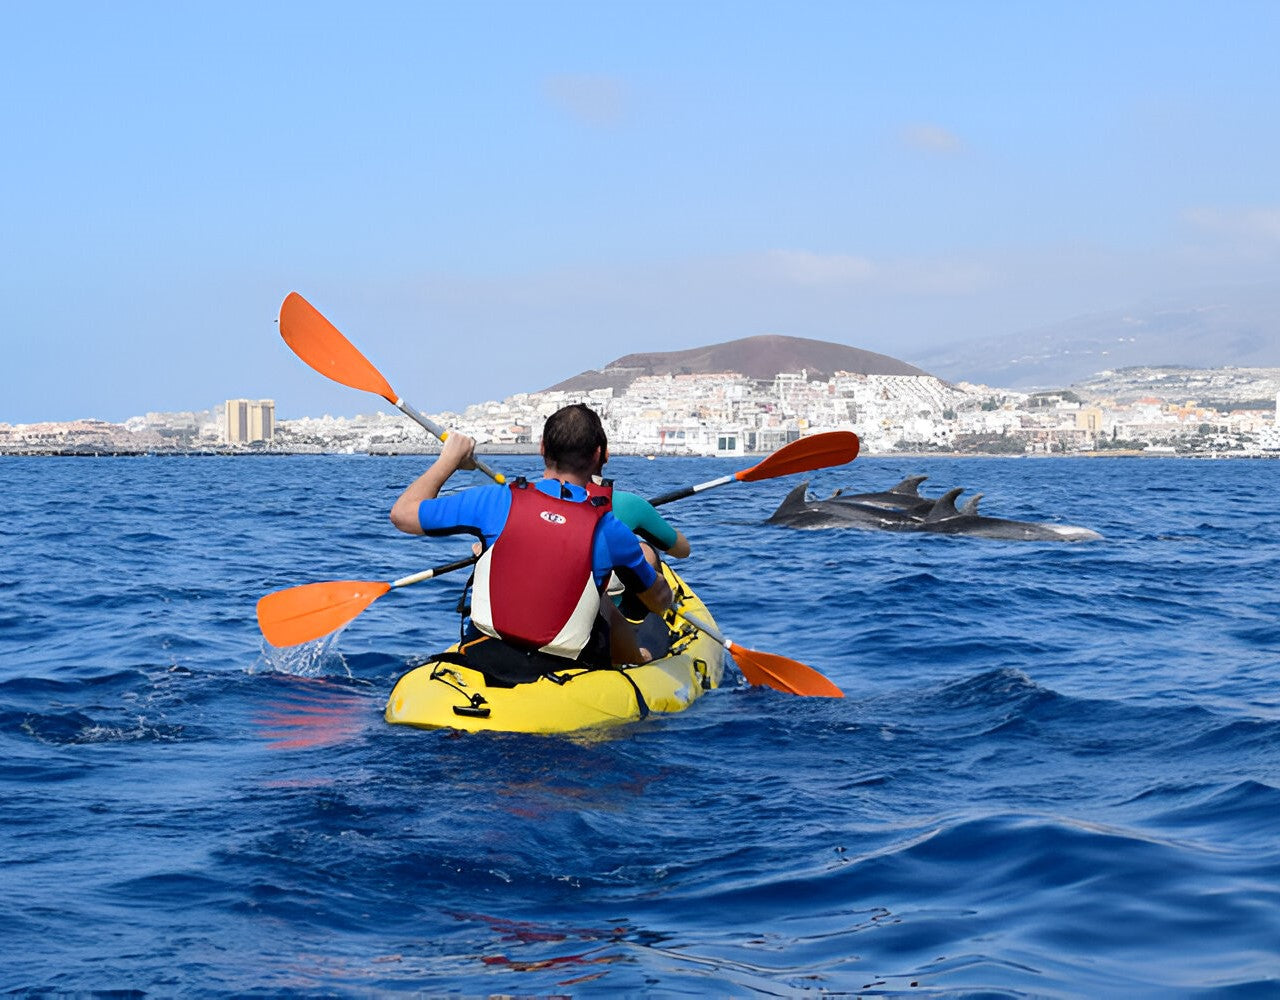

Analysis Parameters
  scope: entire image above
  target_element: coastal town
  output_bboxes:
[4,364,1280,458]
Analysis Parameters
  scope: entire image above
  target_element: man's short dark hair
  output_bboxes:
[542,403,608,476]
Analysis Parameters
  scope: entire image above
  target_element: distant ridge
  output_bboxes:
[546,334,928,394]
[910,281,1280,389]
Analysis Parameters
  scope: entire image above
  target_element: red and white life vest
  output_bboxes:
[469,479,611,659]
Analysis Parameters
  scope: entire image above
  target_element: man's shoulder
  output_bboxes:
[420,483,510,524]
[611,490,654,515]
[598,509,644,548]
[440,482,509,504]
[612,489,645,505]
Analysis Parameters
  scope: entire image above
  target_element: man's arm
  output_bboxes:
[389,433,477,535]
[664,530,691,559]
[612,491,691,559]
[634,568,673,615]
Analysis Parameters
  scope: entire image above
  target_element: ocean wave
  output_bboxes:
[3,456,1279,995]
[17,709,187,745]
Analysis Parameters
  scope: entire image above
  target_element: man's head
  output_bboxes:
[541,403,608,477]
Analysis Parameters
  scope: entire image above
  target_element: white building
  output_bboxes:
[224,399,275,444]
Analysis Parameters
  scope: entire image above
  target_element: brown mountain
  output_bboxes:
[545,334,928,394]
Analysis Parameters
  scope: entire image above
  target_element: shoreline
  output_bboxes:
[3,447,1277,460]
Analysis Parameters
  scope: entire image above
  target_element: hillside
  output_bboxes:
[545,334,927,393]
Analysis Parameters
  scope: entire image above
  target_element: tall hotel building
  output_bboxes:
[224,399,275,444]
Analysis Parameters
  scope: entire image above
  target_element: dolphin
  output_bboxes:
[826,475,934,515]
[767,482,922,530]
[916,488,1103,542]
[768,481,1102,542]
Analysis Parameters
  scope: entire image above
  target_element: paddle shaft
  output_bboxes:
[648,475,735,507]
[395,398,506,484]
[390,555,477,589]
[678,610,734,649]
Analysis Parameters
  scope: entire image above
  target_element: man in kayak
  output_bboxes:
[390,403,673,668]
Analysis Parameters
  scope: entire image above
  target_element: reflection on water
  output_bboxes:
[252,676,371,750]
[453,910,626,984]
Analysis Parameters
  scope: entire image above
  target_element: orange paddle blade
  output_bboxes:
[257,580,392,647]
[736,431,860,482]
[279,292,398,404]
[732,645,844,698]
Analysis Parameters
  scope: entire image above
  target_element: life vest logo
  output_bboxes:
[540,511,567,525]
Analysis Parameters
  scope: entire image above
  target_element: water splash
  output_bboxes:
[254,632,352,679]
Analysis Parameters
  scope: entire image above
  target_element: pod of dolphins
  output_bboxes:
[767,475,1102,542]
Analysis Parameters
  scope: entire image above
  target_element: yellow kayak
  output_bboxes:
[384,563,724,734]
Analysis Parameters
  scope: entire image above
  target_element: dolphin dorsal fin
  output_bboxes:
[767,481,813,522]
[959,492,983,516]
[890,475,928,496]
[923,487,966,523]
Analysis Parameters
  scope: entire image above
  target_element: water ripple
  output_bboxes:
[2,455,1279,994]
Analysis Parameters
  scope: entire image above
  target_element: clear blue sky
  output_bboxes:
[4,0,1279,422]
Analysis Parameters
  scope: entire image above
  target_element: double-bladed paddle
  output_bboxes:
[278,292,507,484]
[256,430,861,649]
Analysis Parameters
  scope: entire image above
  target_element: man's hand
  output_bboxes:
[440,432,477,472]
[390,432,480,534]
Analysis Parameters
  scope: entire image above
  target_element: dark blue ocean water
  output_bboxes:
[2,453,1278,996]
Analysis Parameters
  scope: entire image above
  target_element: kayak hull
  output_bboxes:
[384,565,724,734]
